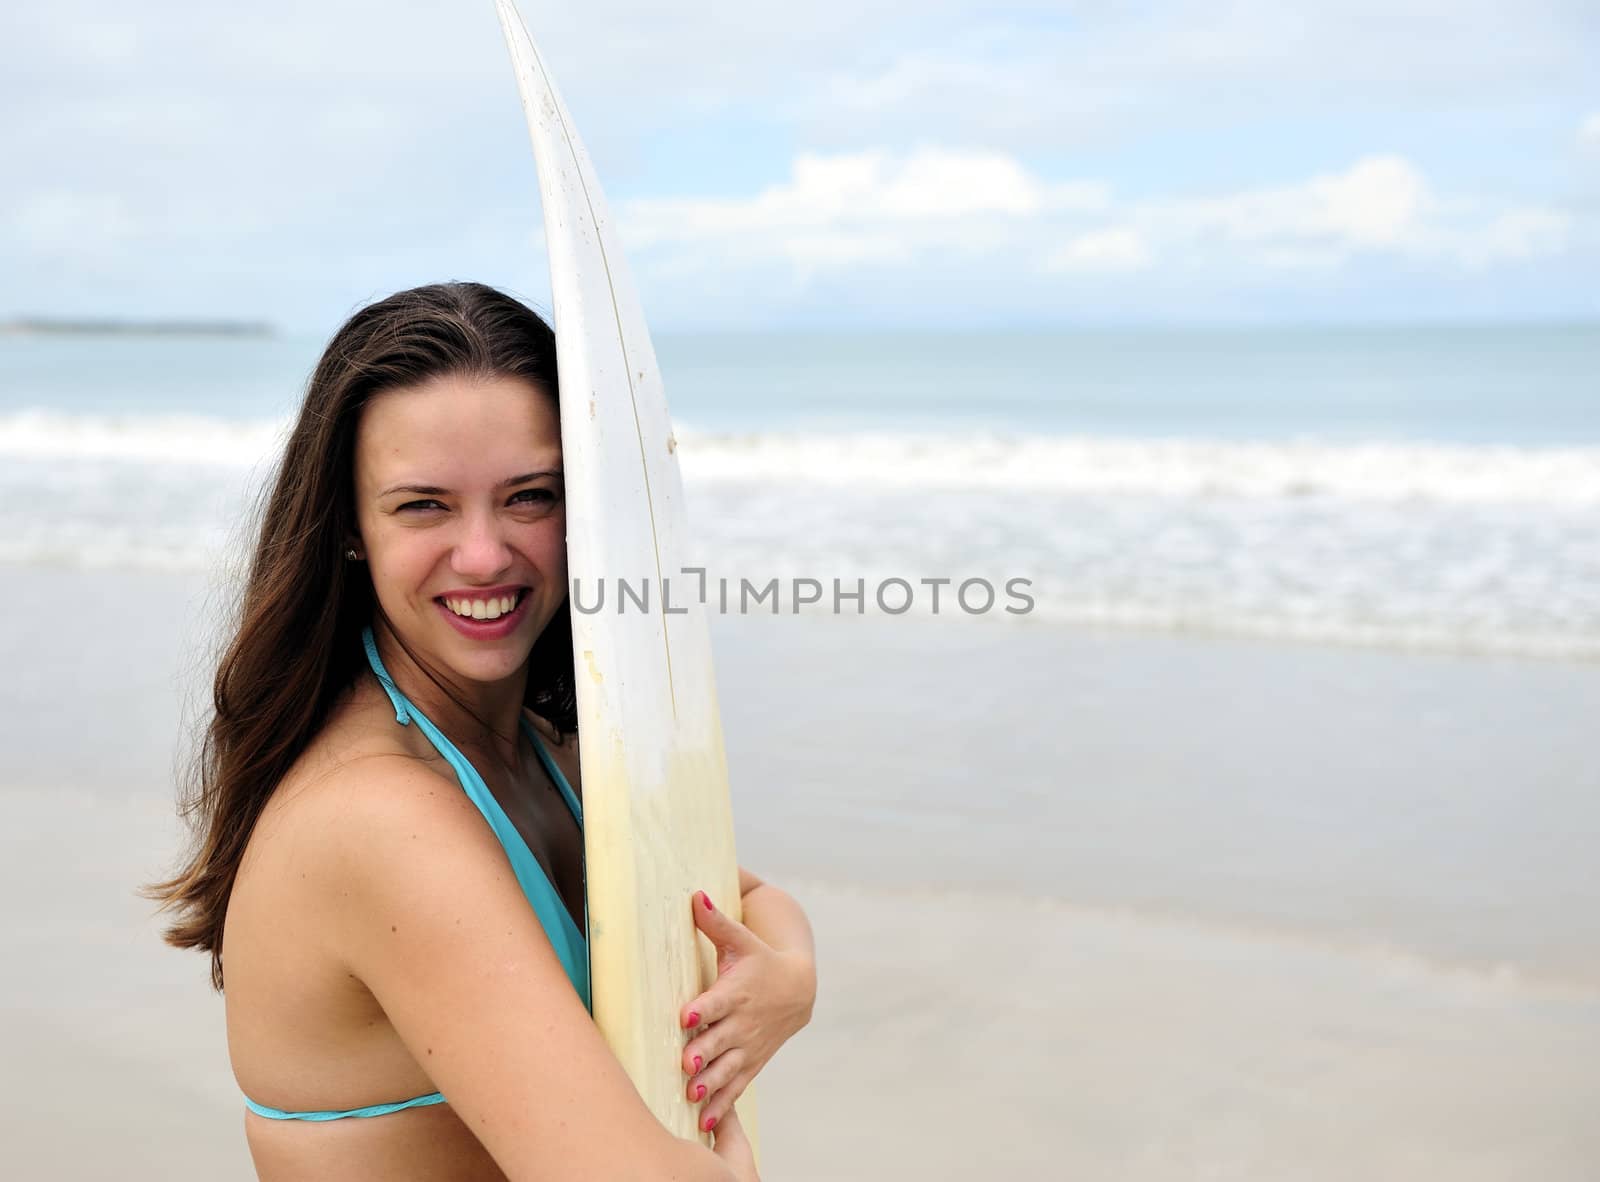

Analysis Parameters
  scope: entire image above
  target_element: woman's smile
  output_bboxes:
[434,584,534,639]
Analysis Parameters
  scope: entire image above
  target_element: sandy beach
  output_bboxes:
[4,565,1598,1179]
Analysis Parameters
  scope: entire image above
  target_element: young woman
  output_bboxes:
[149,283,815,1181]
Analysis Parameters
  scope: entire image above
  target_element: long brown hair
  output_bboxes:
[145,282,576,990]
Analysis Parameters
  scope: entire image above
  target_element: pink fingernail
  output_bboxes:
[701,892,715,912]
[703,1114,718,1132]
[692,1055,702,1072]
[695,1084,707,1101]
[686,1010,701,1027]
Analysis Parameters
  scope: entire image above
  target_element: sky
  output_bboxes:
[3,0,1598,331]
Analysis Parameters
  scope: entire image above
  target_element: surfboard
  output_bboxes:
[493,0,757,1153]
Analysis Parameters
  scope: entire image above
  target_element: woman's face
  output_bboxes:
[352,371,566,688]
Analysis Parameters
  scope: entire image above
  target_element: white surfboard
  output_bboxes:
[493,0,756,1151]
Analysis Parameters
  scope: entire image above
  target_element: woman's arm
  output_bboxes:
[312,755,752,1182]
[737,866,818,999]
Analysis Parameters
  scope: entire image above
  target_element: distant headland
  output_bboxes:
[0,317,277,338]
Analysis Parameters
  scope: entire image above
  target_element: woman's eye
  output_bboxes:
[511,489,557,507]
[398,499,445,513]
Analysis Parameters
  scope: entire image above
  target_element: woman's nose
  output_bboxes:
[451,512,513,579]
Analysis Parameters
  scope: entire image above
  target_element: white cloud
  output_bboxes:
[1049,228,1153,273]
[1150,157,1436,258]
[1580,112,1600,150]
[619,148,1107,274]
[1254,246,1348,271]
[1141,156,1570,270]
[624,148,1088,241]
[1452,208,1571,266]
[1308,156,1430,248]
[619,149,1574,281]
[1143,156,1431,251]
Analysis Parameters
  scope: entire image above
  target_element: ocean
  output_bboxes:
[4,323,1598,660]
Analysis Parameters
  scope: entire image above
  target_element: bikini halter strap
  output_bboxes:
[361,626,413,726]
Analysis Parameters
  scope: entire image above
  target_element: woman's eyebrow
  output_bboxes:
[378,470,562,498]
[500,469,563,486]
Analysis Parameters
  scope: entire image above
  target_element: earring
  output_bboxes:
[345,548,361,561]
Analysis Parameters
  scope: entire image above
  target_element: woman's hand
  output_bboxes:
[680,889,816,1133]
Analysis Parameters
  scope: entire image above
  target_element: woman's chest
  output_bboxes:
[483,759,586,938]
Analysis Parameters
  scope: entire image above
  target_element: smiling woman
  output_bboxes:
[143,283,809,1181]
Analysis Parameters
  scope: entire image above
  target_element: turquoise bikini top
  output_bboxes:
[243,627,589,1122]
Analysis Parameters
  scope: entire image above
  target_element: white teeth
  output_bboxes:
[444,592,519,620]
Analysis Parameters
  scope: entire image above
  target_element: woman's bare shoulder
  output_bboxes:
[247,681,466,879]
[270,687,466,840]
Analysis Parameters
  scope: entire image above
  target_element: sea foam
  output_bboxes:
[8,412,1599,505]
[7,412,1597,661]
